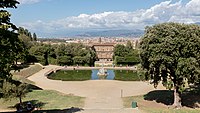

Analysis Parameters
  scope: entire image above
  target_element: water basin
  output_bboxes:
[91,69,115,80]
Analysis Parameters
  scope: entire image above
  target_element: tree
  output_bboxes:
[0,0,21,82]
[2,81,28,105]
[18,27,34,43]
[29,44,50,65]
[33,33,37,41]
[113,44,128,57]
[85,49,96,66]
[73,56,86,65]
[126,40,133,51]
[57,56,72,66]
[114,44,140,65]
[140,23,200,108]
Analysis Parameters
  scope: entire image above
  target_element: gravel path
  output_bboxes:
[27,65,165,113]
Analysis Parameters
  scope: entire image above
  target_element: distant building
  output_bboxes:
[92,43,115,62]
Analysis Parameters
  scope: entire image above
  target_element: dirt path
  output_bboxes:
[27,65,165,112]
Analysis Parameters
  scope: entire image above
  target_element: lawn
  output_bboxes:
[114,70,145,81]
[123,88,200,113]
[12,64,43,78]
[0,90,84,110]
[47,70,91,81]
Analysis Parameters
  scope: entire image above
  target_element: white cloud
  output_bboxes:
[185,0,200,15]
[20,0,200,36]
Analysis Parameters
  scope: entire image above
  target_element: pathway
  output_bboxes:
[28,65,165,113]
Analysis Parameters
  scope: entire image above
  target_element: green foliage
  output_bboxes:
[114,44,128,57]
[115,56,125,64]
[126,40,133,50]
[73,56,86,65]
[48,57,57,65]
[114,70,145,81]
[28,43,96,66]
[114,46,140,65]
[0,90,84,110]
[0,0,19,30]
[16,27,38,63]
[33,33,37,41]
[0,0,19,8]
[140,22,200,89]
[29,44,50,65]
[55,43,96,66]
[1,81,29,104]
[140,22,200,106]
[123,95,200,112]
[18,27,37,42]
[57,56,72,66]
[12,64,43,78]
[0,0,25,85]
[48,70,91,81]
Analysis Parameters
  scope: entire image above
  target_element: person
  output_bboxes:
[26,102,33,111]
[16,104,23,113]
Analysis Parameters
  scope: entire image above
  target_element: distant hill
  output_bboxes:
[195,22,200,25]
[76,29,144,37]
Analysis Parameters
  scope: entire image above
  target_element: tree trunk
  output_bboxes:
[173,86,182,108]
[19,96,22,105]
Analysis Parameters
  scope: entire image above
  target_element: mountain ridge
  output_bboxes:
[76,29,144,37]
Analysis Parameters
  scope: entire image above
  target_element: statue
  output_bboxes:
[97,68,108,79]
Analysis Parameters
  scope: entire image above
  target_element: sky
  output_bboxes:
[7,0,200,38]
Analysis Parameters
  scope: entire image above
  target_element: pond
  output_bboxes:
[48,69,144,81]
[91,69,115,80]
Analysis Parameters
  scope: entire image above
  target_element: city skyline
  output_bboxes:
[8,0,199,37]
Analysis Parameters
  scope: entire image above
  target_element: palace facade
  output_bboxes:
[92,43,115,61]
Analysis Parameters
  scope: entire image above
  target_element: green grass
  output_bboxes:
[0,90,84,110]
[123,91,200,113]
[47,70,91,81]
[48,70,146,81]
[12,75,35,84]
[114,70,145,81]
[123,95,144,108]
[12,64,43,78]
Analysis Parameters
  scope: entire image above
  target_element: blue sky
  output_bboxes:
[8,0,200,37]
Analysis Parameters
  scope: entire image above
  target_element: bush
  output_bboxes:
[57,56,72,66]
[48,57,57,65]
[114,70,145,81]
[48,70,91,81]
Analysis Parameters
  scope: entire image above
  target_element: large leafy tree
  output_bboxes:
[140,23,200,108]
[0,0,21,82]
[29,44,50,65]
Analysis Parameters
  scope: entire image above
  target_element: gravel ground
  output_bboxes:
[27,65,165,113]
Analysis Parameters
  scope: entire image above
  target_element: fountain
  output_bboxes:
[97,68,108,79]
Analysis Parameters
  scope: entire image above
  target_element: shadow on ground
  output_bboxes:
[144,85,200,108]
[144,90,174,105]
[11,64,30,71]
[0,107,83,113]
[27,84,43,90]
[2,100,46,113]
[33,107,84,113]
[181,85,200,108]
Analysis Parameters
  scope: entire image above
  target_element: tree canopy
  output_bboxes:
[114,43,140,66]
[0,0,30,104]
[140,22,200,108]
[28,43,96,66]
[0,0,22,82]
